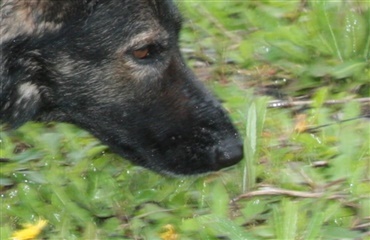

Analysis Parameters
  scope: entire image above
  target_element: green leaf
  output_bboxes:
[273,199,298,240]
[330,61,367,79]
[197,214,256,239]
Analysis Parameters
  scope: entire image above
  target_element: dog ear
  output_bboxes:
[1,49,44,128]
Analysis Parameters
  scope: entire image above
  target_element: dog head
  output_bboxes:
[0,0,243,175]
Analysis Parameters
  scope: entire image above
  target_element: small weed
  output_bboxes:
[1,1,369,239]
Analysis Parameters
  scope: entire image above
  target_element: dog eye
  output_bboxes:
[131,44,164,61]
[133,46,150,59]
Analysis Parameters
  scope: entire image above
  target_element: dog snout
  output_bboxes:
[213,138,243,170]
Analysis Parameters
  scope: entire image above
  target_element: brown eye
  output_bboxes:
[133,47,149,59]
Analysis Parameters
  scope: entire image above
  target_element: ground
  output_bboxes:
[1,1,369,239]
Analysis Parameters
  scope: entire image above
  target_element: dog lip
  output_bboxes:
[213,138,244,170]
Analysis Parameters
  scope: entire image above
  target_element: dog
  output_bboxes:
[0,0,243,175]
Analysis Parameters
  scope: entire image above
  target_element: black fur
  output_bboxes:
[0,0,243,175]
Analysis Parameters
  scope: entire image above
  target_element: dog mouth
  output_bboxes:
[111,132,243,176]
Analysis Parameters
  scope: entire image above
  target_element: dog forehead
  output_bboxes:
[146,0,182,18]
[79,0,182,48]
[121,0,182,28]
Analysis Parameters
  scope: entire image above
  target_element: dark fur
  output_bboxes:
[0,0,243,175]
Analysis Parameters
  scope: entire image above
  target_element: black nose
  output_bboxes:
[213,139,243,170]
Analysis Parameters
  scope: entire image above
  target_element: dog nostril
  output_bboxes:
[214,139,243,170]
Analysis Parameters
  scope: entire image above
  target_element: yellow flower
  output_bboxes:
[160,224,178,240]
[12,219,48,240]
[294,114,308,133]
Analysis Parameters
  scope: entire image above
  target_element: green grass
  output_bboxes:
[1,1,370,239]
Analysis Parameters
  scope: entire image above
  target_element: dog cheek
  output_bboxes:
[7,82,41,127]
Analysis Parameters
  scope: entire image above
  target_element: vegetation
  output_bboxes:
[1,1,369,239]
